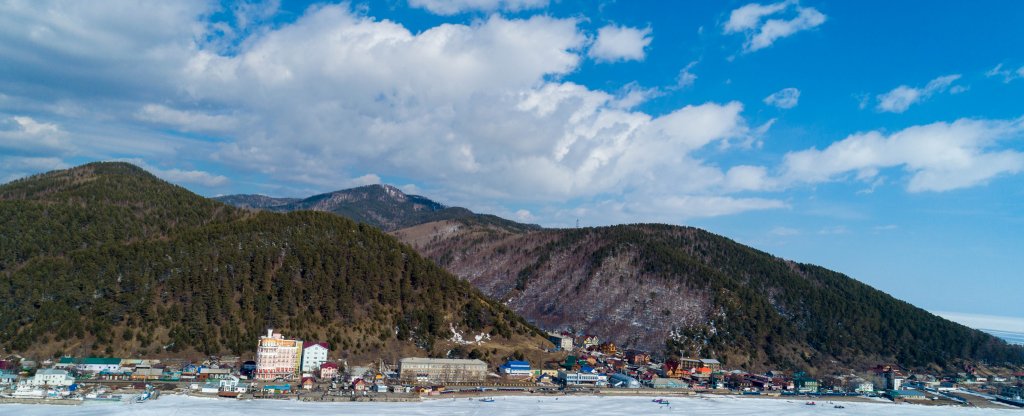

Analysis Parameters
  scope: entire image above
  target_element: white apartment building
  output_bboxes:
[301,342,329,374]
[28,369,74,387]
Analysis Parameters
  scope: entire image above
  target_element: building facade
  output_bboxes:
[558,369,607,385]
[320,362,339,379]
[547,332,574,351]
[301,342,329,374]
[255,329,303,381]
[29,369,74,387]
[398,358,487,383]
[499,360,532,377]
[56,357,122,373]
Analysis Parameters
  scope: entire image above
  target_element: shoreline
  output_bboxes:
[0,388,986,411]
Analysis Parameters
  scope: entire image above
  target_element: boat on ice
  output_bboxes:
[11,386,46,398]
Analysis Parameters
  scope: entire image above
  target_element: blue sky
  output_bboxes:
[1,1,1022,325]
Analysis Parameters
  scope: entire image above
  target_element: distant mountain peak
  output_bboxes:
[379,183,403,195]
[216,183,494,231]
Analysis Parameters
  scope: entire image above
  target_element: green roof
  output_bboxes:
[58,357,122,365]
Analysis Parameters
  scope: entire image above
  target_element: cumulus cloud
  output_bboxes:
[0,1,786,223]
[723,1,826,52]
[409,0,548,15]
[725,165,776,191]
[763,87,800,109]
[588,24,653,63]
[178,6,768,209]
[781,117,1024,192]
[875,74,963,113]
[986,63,1024,83]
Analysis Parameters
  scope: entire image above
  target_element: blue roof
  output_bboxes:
[501,360,531,369]
[580,365,595,373]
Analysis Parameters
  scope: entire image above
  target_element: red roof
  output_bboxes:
[301,377,315,384]
[304,341,329,350]
[320,362,339,369]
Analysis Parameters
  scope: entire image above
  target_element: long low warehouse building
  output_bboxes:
[398,358,488,383]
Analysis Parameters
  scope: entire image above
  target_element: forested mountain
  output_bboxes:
[216,185,539,232]
[0,163,547,361]
[212,194,299,210]
[394,220,1024,373]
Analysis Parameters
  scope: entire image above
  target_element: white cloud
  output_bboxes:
[0,116,69,154]
[158,168,230,187]
[611,82,662,110]
[0,2,785,223]
[723,1,826,52]
[136,104,239,132]
[630,195,787,220]
[763,87,800,109]
[676,61,698,88]
[934,311,1024,333]
[408,0,548,15]
[0,1,211,100]
[514,209,535,222]
[350,173,382,186]
[178,6,762,206]
[725,165,775,191]
[724,1,791,33]
[781,117,1024,192]
[558,194,787,226]
[875,74,962,113]
[0,156,70,183]
[121,158,229,187]
[588,25,653,63]
[986,63,1024,83]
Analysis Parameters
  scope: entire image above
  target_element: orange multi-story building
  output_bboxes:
[255,329,303,381]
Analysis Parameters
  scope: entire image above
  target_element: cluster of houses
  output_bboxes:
[528,332,1024,403]
[3,328,1022,404]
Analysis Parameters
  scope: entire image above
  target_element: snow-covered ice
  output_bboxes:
[2,394,1021,415]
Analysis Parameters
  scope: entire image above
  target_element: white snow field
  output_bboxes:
[2,394,1021,415]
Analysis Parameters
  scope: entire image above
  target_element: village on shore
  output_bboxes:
[1,328,1022,409]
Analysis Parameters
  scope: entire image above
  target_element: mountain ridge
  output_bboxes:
[0,162,548,364]
[393,219,1024,373]
[215,184,540,232]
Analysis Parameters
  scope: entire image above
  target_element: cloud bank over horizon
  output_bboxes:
[0,0,1021,230]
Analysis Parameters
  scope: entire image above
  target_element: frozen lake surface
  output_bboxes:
[2,394,1021,415]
